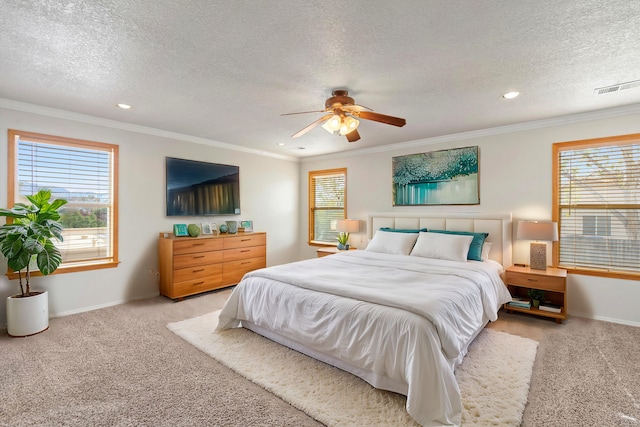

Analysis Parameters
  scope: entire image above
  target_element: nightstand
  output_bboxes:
[504,265,567,323]
[316,247,356,258]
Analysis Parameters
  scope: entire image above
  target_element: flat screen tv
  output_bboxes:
[166,157,240,216]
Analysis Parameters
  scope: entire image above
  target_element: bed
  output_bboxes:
[216,212,513,427]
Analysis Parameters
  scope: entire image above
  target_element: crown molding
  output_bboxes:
[0,98,298,162]
[301,102,640,163]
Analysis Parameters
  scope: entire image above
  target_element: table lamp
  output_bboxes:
[517,220,558,270]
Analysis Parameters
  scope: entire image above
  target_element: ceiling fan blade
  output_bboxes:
[291,114,332,138]
[342,104,372,113]
[357,111,406,127]
[345,129,360,142]
[281,110,326,116]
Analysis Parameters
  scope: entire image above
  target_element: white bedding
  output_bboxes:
[217,250,511,427]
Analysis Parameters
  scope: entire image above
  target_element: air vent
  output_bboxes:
[594,79,640,95]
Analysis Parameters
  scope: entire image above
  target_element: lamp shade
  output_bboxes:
[517,221,558,242]
[336,219,360,233]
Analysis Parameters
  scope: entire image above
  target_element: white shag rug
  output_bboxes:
[167,311,538,427]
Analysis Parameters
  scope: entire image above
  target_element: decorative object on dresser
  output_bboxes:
[516,220,558,270]
[226,220,238,234]
[336,219,359,250]
[158,231,266,300]
[504,265,567,323]
[218,223,228,233]
[187,224,201,237]
[173,223,189,237]
[201,223,212,235]
[240,220,253,232]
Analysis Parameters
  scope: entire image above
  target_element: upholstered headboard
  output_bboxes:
[368,212,512,267]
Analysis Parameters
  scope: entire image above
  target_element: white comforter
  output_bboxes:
[217,250,511,427]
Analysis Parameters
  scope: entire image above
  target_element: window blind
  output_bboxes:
[14,134,116,266]
[309,170,346,243]
[556,138,640,274]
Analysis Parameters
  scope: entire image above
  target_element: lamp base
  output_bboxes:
[530,242,547,270]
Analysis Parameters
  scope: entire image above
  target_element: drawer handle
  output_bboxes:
[193,255,205,259]
[241,239,251,242]
[241,261,250,265]
[192,243,205,246]
[193,281,204,286]
[527,278,539,282]
[192,269,204,273]
[240,249,250,253]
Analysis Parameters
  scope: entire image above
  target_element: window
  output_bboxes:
[7,130,119,274]
[308,168,346,245]
[553,133,640,278]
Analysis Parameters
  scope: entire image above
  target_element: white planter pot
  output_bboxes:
[6,290,49,337]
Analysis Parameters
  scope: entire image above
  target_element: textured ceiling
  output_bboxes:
[1,0,640,158]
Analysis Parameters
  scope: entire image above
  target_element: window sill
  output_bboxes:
[562,266,640,281]
[5,260,120,280]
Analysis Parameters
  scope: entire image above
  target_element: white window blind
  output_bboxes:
[309,169,346,244]
[10,130,118,268]
[556,137,640,274]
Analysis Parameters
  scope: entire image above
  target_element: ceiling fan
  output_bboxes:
[282,90,406,143]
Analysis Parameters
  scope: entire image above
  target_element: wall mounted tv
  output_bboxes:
[166,157,240,216]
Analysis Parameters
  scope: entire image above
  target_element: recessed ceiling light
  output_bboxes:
[116,103,132,109]
[502,91,520,99]
[277,142,286,146]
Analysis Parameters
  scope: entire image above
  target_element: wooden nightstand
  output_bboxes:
[316,247,356,258]
[504,265,567,323]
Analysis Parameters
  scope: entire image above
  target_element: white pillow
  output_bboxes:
[410,231,473,262]
[481,241,493,261]
[365,230,419,255]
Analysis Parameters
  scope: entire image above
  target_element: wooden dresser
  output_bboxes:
[158,231,266,299]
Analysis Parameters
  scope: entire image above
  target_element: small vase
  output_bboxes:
[533,299,541,309]
[337,243,349,250]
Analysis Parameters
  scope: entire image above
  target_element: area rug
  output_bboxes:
[167,312,538,426]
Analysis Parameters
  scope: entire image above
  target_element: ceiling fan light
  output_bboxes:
[339,116,360,135]
[322,114,342,134]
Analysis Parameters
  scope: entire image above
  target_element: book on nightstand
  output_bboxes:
[539,303,562,313]
[507,297,531,309]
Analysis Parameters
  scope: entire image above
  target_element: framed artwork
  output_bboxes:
[240,220,253,232]
[201,223,212,235]
[392,146,479,206]
[173,223,189,237]
[210,222,218,232]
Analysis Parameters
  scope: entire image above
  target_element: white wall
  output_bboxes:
[0,106,300,326]
[299,109,640,326]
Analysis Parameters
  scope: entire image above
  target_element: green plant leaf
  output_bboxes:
[37,240,62,275]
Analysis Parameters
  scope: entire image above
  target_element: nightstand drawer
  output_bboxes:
[506,272,565,292]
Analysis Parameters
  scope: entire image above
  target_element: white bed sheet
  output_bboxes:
[217,251,511,427]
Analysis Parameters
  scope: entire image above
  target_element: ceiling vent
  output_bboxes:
[594,79,640,95]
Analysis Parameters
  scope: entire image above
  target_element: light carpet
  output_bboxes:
[167,311,538,427]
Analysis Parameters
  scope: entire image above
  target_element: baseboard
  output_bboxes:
[570,311,640,328]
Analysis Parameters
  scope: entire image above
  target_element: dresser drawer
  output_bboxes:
[173,251,223,269]
[222,256,266,285]
[172,275,224,297]
[223,233,266,249]
[223,245,267,262]
[506,272,565,292]
[174,238,223,255]
[173,263,222,283]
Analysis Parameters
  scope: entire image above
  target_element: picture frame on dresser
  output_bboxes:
[173,223,189,237]
[240,220,253,232]
[201,223,212,235]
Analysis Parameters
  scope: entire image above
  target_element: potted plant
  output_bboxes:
[0,189,67,337]
[337,232,350,250]
[527,288,546,309]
